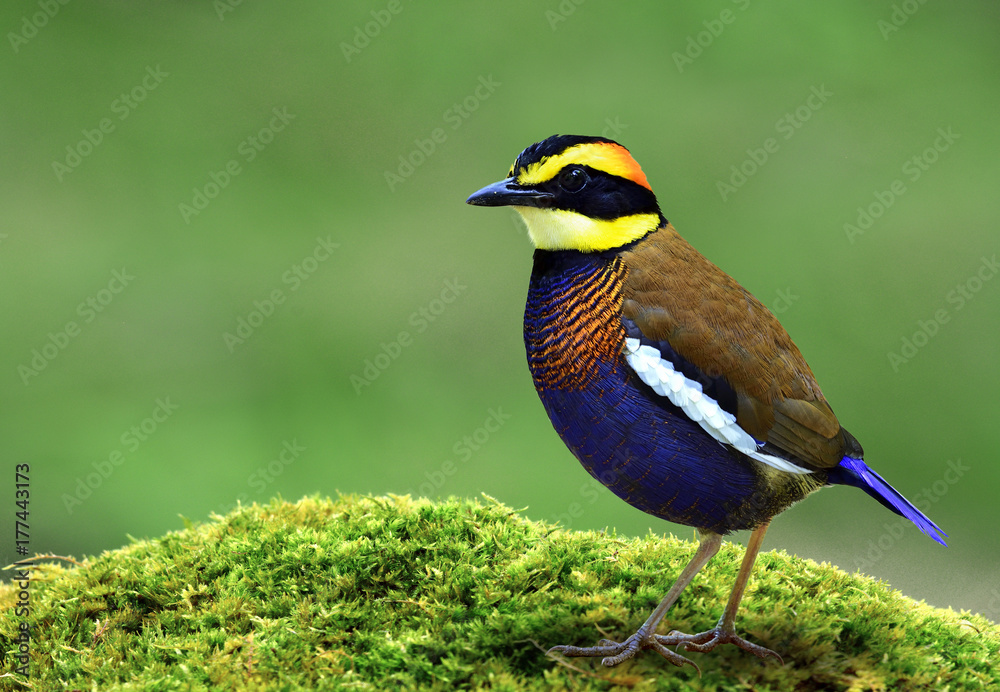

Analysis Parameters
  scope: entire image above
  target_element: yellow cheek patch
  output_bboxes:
[516,142,652,191]
[514,207,659,252]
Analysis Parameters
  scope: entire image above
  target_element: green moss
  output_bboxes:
[1,495,997,690]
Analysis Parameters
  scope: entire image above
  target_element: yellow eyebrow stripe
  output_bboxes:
[516,142,651,190]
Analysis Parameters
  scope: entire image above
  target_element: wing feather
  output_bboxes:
[619,225,857,469]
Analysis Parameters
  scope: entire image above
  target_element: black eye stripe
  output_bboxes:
[529,166,659,220]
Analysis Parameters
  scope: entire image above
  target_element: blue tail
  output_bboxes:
[828,457,947,546]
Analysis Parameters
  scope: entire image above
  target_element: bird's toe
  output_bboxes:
[549,630,700,670]
[661,627,782,664]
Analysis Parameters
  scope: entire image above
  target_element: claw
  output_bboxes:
[548,631,699,670]
[662,627,783,664]
[548,626,781,670]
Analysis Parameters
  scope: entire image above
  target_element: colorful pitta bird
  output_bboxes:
[465,135,946,669]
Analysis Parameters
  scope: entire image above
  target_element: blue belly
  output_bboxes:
[534,355,770,533]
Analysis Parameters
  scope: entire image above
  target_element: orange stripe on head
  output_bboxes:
[516,142,652,191]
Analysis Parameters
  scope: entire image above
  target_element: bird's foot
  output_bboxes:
[548,631,699,670]
[663,626,783,664]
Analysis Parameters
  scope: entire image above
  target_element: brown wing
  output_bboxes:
[619,224,855,469]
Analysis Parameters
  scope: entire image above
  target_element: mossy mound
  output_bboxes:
[1,494,997,690]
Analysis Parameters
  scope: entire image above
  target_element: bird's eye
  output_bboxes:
[558,167,589,193]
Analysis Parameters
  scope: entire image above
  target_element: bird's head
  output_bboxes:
[466,134,664,252]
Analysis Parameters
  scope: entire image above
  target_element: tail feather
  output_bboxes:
[829,457,947,546]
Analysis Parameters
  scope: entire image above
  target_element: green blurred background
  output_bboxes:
[3,1,998,620]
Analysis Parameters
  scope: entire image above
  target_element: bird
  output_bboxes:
[465,134,946,670]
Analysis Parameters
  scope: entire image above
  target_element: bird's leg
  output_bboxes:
[662,521,783,664]
[548,531,722,669]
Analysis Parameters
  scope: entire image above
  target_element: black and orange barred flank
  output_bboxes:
[524,251,625,391]
[466,135,945,669]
